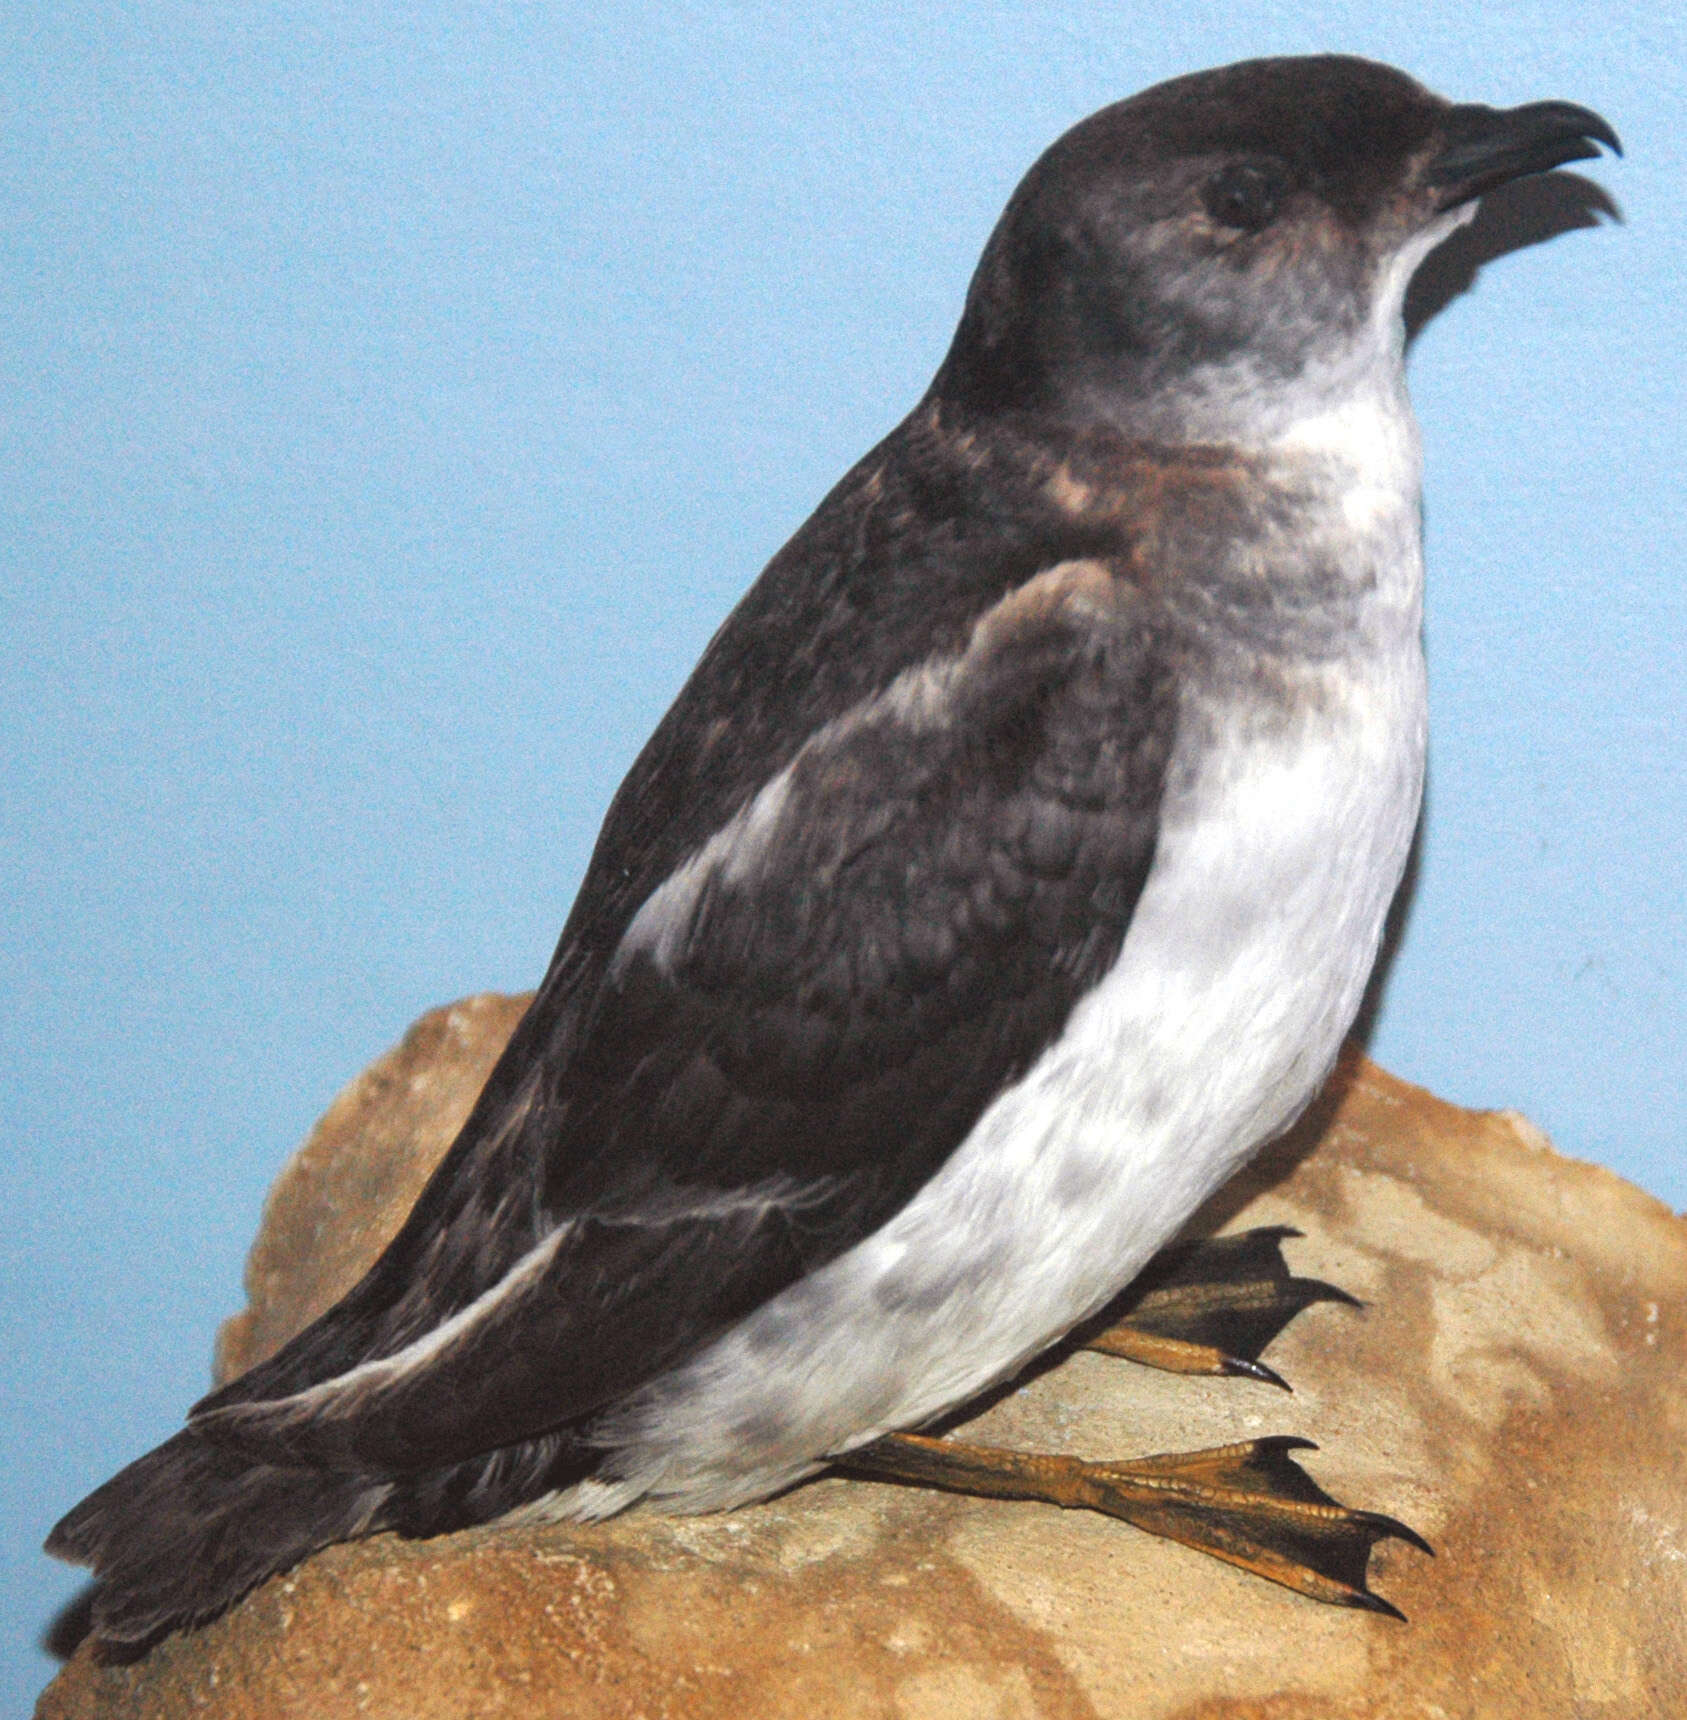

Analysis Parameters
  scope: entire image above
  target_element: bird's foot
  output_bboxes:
[838,1431,1429,1616]
[1083,1226,1357,1390]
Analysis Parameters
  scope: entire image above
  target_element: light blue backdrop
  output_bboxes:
[4,3,1680,1705]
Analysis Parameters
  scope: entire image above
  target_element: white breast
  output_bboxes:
[567,621,1427,1519]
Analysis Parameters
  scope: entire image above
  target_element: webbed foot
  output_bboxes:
[1084,1226,1357,1390]
[838,1430,1429,1617]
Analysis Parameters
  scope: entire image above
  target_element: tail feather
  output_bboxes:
[46,1429,390,1648]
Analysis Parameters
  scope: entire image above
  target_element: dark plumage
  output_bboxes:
[49,55,1617,1647]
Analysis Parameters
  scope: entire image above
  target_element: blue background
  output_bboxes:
[4,3,1680,1705]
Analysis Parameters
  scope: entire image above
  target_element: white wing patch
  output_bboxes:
[612,559,1120,981]
[194,1178,839,1438]
[194,1221,581,1435]
[613,769,797,977]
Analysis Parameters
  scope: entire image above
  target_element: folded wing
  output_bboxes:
[190,556,1174,1475]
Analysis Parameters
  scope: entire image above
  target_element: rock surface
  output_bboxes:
[41,996,1687,1719]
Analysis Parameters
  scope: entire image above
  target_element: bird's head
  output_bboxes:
[936,56,1618,443]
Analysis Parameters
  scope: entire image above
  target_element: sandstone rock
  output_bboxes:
[40,998,1687,1719]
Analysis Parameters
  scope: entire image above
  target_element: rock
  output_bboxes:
[40,999,1687,1719]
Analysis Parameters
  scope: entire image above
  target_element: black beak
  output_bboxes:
[1428,100,1621,209]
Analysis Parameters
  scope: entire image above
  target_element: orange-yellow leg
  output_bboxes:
[1083,1320,1290,1386]
[838,1431,1429,1618]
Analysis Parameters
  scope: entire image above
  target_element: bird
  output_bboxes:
[49,53,1618,1649]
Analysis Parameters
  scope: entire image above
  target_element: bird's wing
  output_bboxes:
[190,446,1175,1477]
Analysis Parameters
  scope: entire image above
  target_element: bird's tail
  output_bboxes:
[46,1428,391,1650]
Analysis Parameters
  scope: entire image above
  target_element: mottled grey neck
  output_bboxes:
[1137,360,1426,670]
[1077,206,1474,661]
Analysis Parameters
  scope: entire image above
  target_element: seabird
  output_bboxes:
[49,54,1618,1646]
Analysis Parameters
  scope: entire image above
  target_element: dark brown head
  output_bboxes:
[935,56,1617,439]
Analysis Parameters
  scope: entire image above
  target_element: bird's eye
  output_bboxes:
[1201,161,1292,233]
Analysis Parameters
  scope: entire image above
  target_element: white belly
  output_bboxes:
[569,639,1427,1517]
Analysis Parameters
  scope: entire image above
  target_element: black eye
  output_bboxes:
[1202,161,1292,233]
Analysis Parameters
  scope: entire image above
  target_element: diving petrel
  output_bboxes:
[50,54,1618,1644]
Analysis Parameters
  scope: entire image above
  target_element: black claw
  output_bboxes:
[1220,1355,1292,1392]
[1345,1589,1408,1622]
[1258,1434,1318,1455]
[1361,1511,1436,1558]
